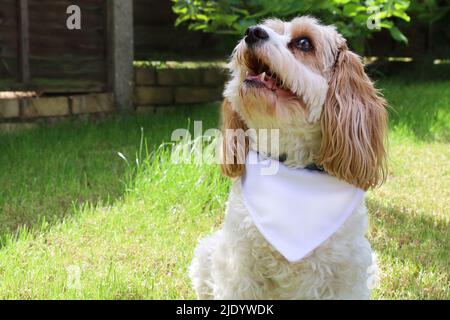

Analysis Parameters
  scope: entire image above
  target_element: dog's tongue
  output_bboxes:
[246,72,277,90]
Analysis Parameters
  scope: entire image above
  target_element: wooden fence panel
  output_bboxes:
[0,0,19,87]
[0,0,108,92]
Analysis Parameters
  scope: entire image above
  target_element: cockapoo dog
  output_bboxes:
[189,16,387,299]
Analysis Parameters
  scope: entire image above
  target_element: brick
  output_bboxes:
[0,99,20,118]
[22,97,69,118]
[203,68,227,86]
[134,86,173,105]
[135,68,157,85]
[157,68,203,86]
[174,87,222,104]
[71,93,114,114]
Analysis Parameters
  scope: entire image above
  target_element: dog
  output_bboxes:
[189,16,387,300]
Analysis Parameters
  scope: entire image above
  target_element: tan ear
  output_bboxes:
[318,48,387,190]
[220,99,248,178]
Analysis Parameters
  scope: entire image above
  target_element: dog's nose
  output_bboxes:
[245,26,269,45]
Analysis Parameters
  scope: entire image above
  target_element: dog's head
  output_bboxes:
[222,16,387,190]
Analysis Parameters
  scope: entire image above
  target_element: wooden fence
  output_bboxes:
[0,0,109,93]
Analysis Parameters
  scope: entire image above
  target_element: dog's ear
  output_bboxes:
[220,99,248,178]
[318,47,387,190]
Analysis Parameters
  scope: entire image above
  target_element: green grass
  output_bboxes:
[0,77,448,299]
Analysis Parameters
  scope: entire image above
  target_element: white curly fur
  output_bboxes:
[189,16,379,300]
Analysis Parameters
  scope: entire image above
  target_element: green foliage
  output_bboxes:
[172,0,411,52]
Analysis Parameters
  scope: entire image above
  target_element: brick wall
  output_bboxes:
[0,67,227,130]
[0,93,114,131]
[0,93,114,119]
[134,66,226,113]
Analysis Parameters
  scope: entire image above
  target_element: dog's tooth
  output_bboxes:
[259,72,266,81]
[246,71,249,77]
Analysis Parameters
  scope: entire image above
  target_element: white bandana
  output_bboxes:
[241,151,365,262]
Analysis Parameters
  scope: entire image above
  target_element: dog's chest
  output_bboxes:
[224,178,368,262]
[228,152,366,262]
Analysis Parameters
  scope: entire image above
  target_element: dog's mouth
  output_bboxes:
[243,54,295,98]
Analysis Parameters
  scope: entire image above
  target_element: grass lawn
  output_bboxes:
[0,75,448,299]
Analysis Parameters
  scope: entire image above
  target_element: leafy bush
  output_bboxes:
[172,0,411,52]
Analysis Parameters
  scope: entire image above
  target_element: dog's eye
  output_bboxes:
[294,37,313,52]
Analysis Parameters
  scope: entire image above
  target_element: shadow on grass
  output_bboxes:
[367,197,449,299]
[0,103,220,246]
